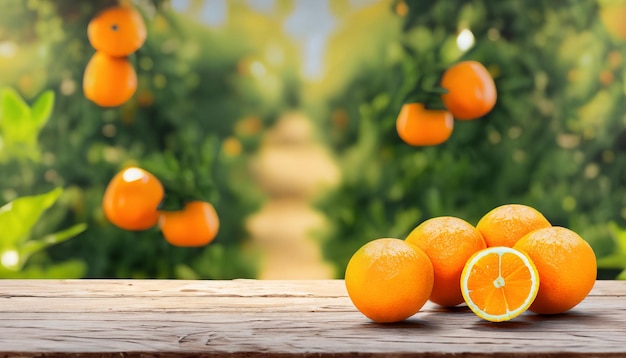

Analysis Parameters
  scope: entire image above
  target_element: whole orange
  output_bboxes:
[102,167,164,231]
[83,51,137,107]
[159,201,220,247]
[514,226,597,314]
[396,103,454,146]
[405,216,486,307]
[344,238,434,323]
[88,5,147,57]
[476,204,551,248]
[440,61,497,120]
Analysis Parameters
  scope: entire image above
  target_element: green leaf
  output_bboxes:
[200,135,219,168]
[401,72,448,109]
[0,87,30,126]
[596,254,626,269]
[0,88,52,162]
[0,259,87,278]
[31,90,55,128]
[611,222,626,252]
[157,192,186,211]
[591,222,626,270]
[0,187,63,247]
[18,223,87,267]
[174,264,201,280]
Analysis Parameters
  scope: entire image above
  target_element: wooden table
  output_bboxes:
[1,279,625,357]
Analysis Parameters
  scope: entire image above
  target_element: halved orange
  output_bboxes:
[460,246,539,322]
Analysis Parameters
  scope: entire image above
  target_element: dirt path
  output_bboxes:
[246,112,339,279]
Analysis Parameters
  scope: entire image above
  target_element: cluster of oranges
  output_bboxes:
[344,204,597,323]
[102,167,220,247]
[83,5,147,107]
[396,61,497,146]
[86,8,222,248]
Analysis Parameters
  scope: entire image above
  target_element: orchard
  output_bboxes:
[0,0,624,285]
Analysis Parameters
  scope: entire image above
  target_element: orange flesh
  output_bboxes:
[466,252,533,316]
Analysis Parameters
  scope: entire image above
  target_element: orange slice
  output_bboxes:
[460,246,539,322]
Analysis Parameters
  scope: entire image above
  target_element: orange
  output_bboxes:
[514,226,597,314]
[88,5,147,57]
[461,246,540,322]
[405,216,486,307]
[396,103,454,146]
[440,61,497,120]
[476,204,551,248]
[159,201,220,247]
[103,167,164,231]
[83,51,137,107]
[344,238,434,323]
[599,0,626,41]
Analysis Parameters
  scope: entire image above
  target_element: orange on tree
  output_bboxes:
[514,226,597,315]
[88,5,147,57]
[405,216,486,307]
[102,167,164,231]
[344,238,434,323]
[396,103,453,146]
[461,246,540,322]
[599,0,626,41]
[83,51,137,107]
[159,201,220,247]
[476,204,551,248]
[440,60,497,120]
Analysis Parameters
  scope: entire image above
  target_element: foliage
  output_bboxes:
[0,0,300,278]
[3,0,626,280]
[597,222,626,280]
[0,87,86,278]
[0,188,87,276]
[0,88,54,162]
[315,0,626,279]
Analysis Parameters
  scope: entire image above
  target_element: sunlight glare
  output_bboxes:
[122,168,145,182]
[250,61,268,78]
[1,250,19,270]
[0,41,17,58]
[457,29,475,52]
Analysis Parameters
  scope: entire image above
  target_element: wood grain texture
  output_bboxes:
[0,279,625,357]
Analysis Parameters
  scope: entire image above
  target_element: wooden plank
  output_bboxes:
[0,280,625,357]
[0,279,346,298]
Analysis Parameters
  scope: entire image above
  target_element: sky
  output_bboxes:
[170,0,380,79]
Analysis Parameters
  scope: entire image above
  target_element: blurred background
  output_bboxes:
[1,0,626,280]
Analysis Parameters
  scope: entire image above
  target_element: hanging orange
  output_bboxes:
[83,51,137,107]
[440,61,497,120]
[159,201,221,247]
[103,167,164,231]
[599,1,626,41]
[88,5,147,57]
[396,103,454,146]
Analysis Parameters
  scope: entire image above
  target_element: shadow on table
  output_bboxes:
[471,310,599,330]
[361,318,436,330]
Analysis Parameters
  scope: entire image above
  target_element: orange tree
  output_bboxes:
[0,0,299,278]
[316,0,626,278]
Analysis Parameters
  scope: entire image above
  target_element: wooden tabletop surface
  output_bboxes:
[0,279,625,357]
